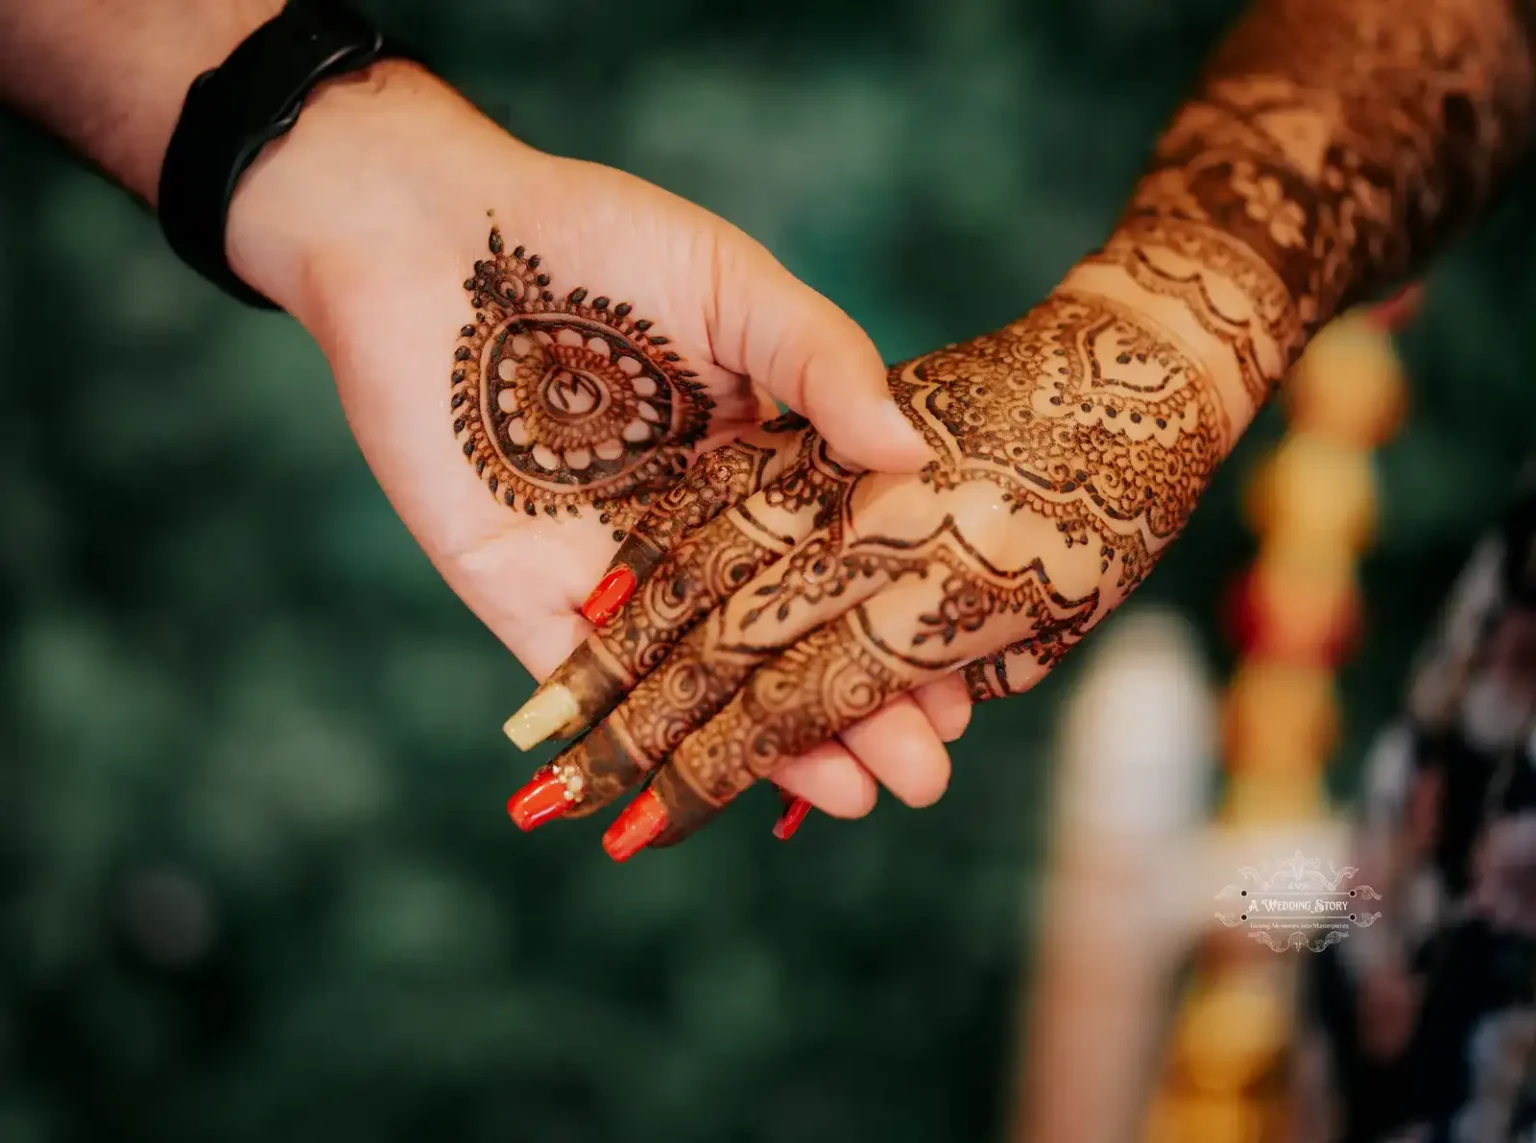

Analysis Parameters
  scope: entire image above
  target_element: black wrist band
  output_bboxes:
[156,0,416,311]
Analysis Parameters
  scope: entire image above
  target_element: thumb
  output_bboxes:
[709,242,932,472]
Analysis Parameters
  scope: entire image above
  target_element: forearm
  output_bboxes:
[968,0,1536,700]
[0,0,538,320]
[1079,0,1536,432]
[0,0,286,203]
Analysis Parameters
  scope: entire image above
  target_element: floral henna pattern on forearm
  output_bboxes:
[1088,215,1302,408]
[450,228,714,531]
[1107,0,1536,398]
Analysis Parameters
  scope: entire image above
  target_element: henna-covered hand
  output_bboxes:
[505,284,1229,853]
[504,0,1536,858]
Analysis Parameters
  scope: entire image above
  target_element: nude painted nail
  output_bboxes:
[773,797,813,841]
[506,767,574,831]
[580,566,637,626]
[602,789,668,862]
[503,684,580,750]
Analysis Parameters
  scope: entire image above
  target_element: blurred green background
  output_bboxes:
[5,1,1536,1140]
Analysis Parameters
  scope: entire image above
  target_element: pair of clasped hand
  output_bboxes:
[295,66,1205,862]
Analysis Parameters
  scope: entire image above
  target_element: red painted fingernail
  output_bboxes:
[506,768,573,832]
[773,797,813,842]
[602,789,668,862]
[1366,284,1423,332]
[580,567,636,626]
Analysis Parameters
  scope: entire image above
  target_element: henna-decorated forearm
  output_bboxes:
[966,0,1536,702]
[1107,0,1536,404]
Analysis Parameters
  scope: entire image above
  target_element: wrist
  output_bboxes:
[223,59,543,323]
[1063,221,1296,444]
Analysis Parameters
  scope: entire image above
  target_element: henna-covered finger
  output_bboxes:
[580,412,813,624]
[601,609,928,859]
[513,516,900,823]
[962,639,1054,704]
[502,505,801,755]
[601,522,1105,855]
[502,431,864,753]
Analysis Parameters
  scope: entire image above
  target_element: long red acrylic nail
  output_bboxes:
[773,797,812,841]
[580,567,636,626]
[506,768,573,832]
[602,789,668,862]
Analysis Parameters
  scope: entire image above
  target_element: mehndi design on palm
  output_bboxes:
[452,227,713,530]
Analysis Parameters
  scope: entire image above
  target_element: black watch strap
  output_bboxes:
[157,0,416,311]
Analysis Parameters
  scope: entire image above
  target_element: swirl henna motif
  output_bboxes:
[541,506,797,736]
[450,228,713,529]
[553,611,791,819]
[625,619,915,839]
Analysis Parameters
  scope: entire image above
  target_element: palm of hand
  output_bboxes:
[310,157,775,679]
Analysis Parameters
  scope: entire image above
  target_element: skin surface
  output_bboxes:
[511,0,1536,847]
[0,0,976,820]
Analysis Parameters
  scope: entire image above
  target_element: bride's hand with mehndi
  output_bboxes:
[503,242,1265,858]
[502,0,1532,858]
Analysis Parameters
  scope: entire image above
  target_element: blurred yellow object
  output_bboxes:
[1286,312,1408,446]
[1174,968,1292,1093]
[1141,305,1406,1143]
[1245,431,1377,553]
[1236,550,1360,664]
[1223,661,1338,776]
[1143,1092,1266,1143]
[1221,771,1327,823]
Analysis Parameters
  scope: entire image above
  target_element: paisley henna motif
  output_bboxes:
[451,228,714,528]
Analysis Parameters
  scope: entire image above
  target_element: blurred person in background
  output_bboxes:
[1293,451,1536,1141]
